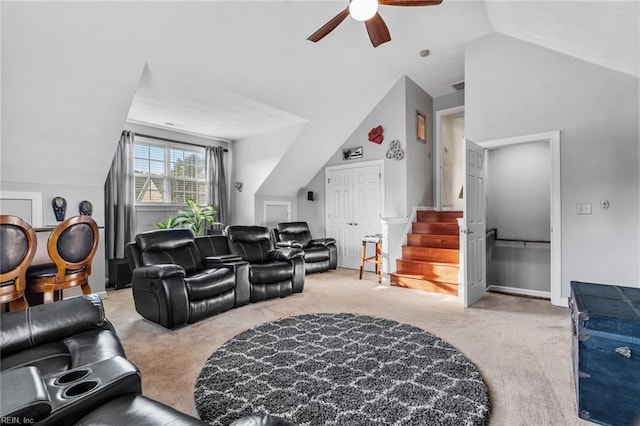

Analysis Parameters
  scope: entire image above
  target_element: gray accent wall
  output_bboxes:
[405,77,434,211]
[466,32,640,296]
[297,76,434,237]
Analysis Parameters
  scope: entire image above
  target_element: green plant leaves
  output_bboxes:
[157,199,216,236]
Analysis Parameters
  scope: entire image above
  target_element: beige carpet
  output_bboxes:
[103,268,588,426]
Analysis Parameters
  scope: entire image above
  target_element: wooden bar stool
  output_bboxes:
[359,234,382,284]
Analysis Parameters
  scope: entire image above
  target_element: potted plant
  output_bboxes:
[155,216,181,230]
[159,199,216,236]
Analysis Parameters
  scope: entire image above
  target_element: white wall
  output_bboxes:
[322,76,407,218]
[0,181,106,295]
[231,123,306,225]
[466,33,639,295]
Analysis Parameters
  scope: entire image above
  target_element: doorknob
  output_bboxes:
[461,229,474,235]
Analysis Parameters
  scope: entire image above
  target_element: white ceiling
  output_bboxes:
[126,0,639,141]
[2,1,637,192]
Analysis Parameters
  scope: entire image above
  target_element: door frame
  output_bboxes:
[435,105,465,210]
[477,130,562,307]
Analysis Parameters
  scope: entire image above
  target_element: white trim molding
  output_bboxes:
[487,285,551,300]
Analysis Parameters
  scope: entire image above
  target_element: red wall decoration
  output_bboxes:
[368,126,384,144]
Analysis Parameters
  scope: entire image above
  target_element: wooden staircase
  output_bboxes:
[390,210,463,296]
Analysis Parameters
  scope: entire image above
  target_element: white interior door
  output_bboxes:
[327,168,356,268]
[326,162,383,269]
[463,139,487,307]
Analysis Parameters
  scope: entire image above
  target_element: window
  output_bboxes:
[134,139,207,205]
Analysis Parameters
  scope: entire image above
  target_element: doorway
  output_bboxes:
[478,131,561,306]
[325,160,384,269]
[436,106,465,211]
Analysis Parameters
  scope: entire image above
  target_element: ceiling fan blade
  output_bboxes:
[365,13,391,48]
[379,0,443,6]
[307,7,350,43]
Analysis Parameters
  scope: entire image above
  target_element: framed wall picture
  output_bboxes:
[342,146,363,160]
[416,110,426,143]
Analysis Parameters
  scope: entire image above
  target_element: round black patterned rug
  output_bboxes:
[194,313,491,426]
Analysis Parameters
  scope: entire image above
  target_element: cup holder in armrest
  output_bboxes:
[63,380,99,398]
[55,369,90,385]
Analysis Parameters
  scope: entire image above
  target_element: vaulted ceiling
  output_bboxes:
[1,1,638,193]
[126,0,638,141]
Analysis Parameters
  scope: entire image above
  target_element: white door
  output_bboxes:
[463,140,487,307]
[326,162,383,269]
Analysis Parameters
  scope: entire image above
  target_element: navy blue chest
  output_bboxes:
[570,281,640,426]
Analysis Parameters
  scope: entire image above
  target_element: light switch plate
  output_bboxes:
[576,203,592,215]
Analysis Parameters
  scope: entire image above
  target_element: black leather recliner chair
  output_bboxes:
[0,296,296,426]
[222,226,305,302]
[126,228,250,329]
[273,222,337,274]
[0,295,142,425]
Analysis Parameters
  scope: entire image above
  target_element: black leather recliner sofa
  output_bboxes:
[0,296,295,426]
[273,222,337,274]
[200,226,305,302]
[126,228,250,329]
[0,295,143,425]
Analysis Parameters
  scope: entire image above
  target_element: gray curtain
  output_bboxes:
[104,130,135,259]
[206,145,228,225]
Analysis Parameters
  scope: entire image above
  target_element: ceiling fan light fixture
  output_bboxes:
[349,0,379,22]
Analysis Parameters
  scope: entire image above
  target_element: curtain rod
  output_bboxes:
[133,132,229,152]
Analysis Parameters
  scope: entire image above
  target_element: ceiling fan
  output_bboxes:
[307,0,443,48]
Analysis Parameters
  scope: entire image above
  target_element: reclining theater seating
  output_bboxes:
[200,226,305,302]
[273,222,337,274]
[0,295,295,426]
[0,295,143,425]
[126,228,250,329]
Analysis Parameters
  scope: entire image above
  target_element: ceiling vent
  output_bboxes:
[451,81,465,91]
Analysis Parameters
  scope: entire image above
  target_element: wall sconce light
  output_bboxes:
[234,182,243,192]
[307,191,314,201]
[458,186,464,199]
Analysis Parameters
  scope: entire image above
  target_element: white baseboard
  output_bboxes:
[487,285,550,300]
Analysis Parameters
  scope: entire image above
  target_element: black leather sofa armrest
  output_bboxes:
[0,366,52,423]
[202,257,250,308]
[275,241,303,249]
[309,237,337,247]
[203,255,243,267]
[0,294,106,355]
[74,394,208,426]
[131,265,189,329]
[132,264,185,280]
[271,247,304,262]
